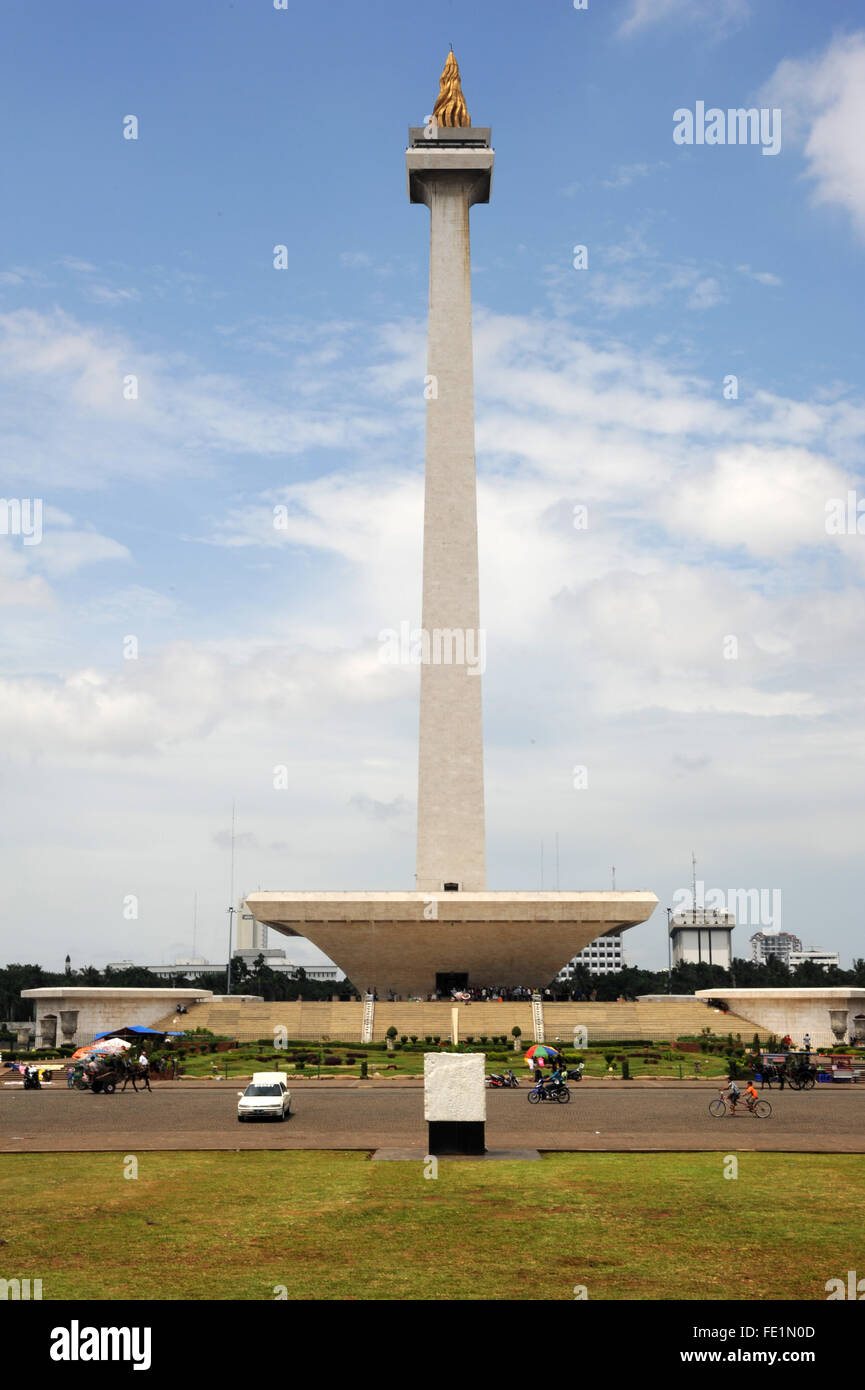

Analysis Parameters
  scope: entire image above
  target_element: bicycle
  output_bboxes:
[709,1090,771,1118]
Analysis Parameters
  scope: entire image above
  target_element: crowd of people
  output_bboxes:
[380,985,637,1003]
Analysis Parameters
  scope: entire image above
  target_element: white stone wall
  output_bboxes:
[22,988,210,1048]
[696,988,865,1047]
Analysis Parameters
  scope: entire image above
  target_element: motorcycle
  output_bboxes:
[527,1077,570,1104]
[487,1069,520,1089]
[22,1067,41,1090]
[566,1066,584,1083]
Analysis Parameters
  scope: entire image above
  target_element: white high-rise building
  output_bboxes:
[236,899,267,951]
[750,931,801,965]
[788,948,840,971]
[670,909,735,969]
[557,935,624,979]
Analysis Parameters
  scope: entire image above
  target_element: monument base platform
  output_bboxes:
[244,891,658,996]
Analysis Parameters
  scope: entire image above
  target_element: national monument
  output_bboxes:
[246,53,658,994]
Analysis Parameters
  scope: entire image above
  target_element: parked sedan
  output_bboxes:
[237,1072,292,1122]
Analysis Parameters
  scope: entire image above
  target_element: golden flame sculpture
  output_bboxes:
[432,49,470,128]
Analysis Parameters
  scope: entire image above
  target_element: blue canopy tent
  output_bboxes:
[93,1026,185,1041]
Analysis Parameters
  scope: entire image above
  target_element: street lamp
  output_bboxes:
[666,907,672,991]
[226,904,236,996]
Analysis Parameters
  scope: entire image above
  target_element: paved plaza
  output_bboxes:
[2,1083,863,1153]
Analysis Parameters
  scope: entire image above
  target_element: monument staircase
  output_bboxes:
[531,994,545,1044]
[151,996,771,1045]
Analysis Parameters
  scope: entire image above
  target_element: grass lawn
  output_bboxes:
[3,1151,862,1300]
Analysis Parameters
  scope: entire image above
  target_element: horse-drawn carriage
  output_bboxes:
[73,1055,150,1094]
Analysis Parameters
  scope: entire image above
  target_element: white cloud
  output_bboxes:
[57,257,98,273]
[3,303,865,969]
[661,443,845,557]
[618,0,751,39]
[79,585,179,623]
[87,284,142,305]
[549,239,730,317]
[0,266,49,287]
[0,308,395,489]
[601,162,668,190]
[762,33,865,241]
[737,264,782,287]
[349,794,411,821]
[687,276,724,310]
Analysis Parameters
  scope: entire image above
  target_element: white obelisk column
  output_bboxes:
[407,125,493,894]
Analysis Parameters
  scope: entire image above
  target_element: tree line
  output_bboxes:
[557,955,865,1002]
[4,954,865,1022]
[0,959,358,1022]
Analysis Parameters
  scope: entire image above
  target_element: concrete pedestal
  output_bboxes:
[424,1051,485,1154]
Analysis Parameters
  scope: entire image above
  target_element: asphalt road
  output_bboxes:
[2,1084,863,1152]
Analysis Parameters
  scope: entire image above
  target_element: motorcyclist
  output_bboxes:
[544,1061,566,1093]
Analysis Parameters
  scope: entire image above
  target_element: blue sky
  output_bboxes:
[2,0,864,975]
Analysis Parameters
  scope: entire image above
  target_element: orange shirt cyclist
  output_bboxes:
[743,1082,759,1110]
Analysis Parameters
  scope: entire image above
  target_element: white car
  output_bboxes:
[237,1072,292,1122]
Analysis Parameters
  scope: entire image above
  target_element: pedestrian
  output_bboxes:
[803,1033,811,1054]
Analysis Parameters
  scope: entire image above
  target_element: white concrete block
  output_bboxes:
[424,1051,486,1121]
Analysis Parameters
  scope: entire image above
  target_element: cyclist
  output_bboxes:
[721,1079,741,1114]
[743,1081,760,1112]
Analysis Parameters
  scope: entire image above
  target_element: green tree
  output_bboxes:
[230,956,250,990]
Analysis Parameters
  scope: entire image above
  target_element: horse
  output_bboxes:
[119,1059,152,1093]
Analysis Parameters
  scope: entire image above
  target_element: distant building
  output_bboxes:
[145,952,342,984]
[147,958,216,979]
[236,899,267,951]
[670,909,734,970]
[557,935,624,979]
[788,948,840,971]
[750,931,802,965]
